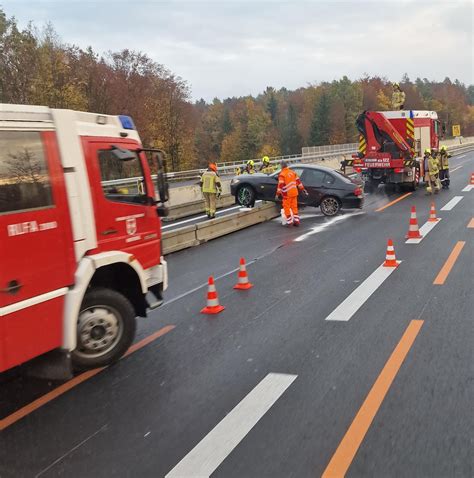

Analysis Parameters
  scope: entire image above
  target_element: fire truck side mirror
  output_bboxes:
[155,151,169,205]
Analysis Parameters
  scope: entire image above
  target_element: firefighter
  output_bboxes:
[275,161,308,226]
[438,145,451,189]
[391,83,406,110]
[200,162,222,218]
[244,160,255,174]
[259,156,276,174]
[424,149,441,195]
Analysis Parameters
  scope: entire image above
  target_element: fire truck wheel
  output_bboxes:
[320,196,341,216]
[72,288,136,370]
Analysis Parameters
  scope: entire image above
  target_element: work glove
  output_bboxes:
[303,189,309,196]
[274,194,281,201]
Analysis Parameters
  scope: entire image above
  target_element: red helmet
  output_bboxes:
[209,163,217,172]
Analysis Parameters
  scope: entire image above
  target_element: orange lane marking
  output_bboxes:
[433,241,466,285]
[321,320,424,478]
[0,324,175,431]
[375,192,412,212]
[468,218,474,228]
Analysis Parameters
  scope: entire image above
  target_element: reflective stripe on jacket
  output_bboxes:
[201,171,221,193]
[277,168,304,198]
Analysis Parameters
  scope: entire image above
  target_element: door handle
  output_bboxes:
[101,228,118,236]
[1,280,22,294]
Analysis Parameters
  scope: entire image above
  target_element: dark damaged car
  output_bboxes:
[230,164,364,216]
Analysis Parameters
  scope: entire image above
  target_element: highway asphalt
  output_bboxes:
[1,151,473,478]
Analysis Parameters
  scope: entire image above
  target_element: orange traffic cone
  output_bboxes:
[233,258,253,290]
[470,173,474,185]
[405,206,422,239]
[383,239,399,268]
[428,202,439,222]
[201,276,225,314]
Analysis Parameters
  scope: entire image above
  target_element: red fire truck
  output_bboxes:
[344,110,440,192]
[0,104,169,378]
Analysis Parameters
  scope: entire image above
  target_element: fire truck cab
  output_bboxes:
[0,104,169,378]
[347,110,440,192]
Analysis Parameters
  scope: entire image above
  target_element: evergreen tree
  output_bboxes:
[309,93,331,146]
[280,103,302,155]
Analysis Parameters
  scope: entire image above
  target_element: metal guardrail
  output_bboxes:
[103,140,474,191]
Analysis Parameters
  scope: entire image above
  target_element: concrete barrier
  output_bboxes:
[162,224,199,255]
[162,202,280,255]
[196,202,279,243]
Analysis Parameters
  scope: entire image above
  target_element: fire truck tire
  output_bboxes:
[72,288,136,371]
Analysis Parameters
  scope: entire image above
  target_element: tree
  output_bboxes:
[280,103,302,154]
[309,92,331,146]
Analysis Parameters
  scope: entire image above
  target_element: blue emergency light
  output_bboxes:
[119,115,136,130]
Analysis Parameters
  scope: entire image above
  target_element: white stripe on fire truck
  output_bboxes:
[0,287,69,317]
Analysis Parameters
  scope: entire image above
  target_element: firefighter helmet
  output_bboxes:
[247,160,254,167]
[262,156,270,164]
[209,162,217,172]
[440,145,447,151]
[393,82,400,88]
[424,148,431,155]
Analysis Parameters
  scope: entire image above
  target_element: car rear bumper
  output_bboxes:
[342,196,364,209]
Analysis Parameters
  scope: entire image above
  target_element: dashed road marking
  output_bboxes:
[468,218,474,228]
[166,373,297,478]
[375,192,412,212]
[325,263,401,322]
[462,185,473,192]
[440,196,463,210]
[433,241,465,285]
[322,320,424,478]
[405,219,441,244]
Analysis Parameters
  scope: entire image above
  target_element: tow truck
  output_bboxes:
[0,104,169,379]
[343,110,440,192]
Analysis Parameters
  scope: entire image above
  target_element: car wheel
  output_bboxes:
[237,185,256,207]
[72,288,136,371]
[320,196,341,216]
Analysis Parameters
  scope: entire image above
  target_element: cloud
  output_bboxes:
[3,0,473,100]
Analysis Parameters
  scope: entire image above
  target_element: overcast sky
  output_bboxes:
[3,0,473,101]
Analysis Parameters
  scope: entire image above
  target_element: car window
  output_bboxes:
[0,131,54,215]
[323,173,336,185]
[332,169,355,184]
[290,167,304,177]
[302,169,325,187]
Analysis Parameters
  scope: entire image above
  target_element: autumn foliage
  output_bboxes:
[1,9,473,171]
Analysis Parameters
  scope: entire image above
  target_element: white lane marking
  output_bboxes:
[450,165,463,173]
[162,201,263,230]
[456,154,466,159]
[462,185,473,192]
[440,196,464,211]
[166,373,297,478]
[325,263,401,322]
[406,219,442,244]
[294,211,364,242]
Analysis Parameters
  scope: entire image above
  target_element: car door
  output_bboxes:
[256,173,279,200]
[0,130,75,371]
[84,138,161,270]
[300,168,325,205]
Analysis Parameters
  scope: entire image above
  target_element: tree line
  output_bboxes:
[1,8,473,171]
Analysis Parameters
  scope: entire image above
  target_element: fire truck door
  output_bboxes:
[85,140,160,270]
[0,131,74,372]
[415,126,431,153]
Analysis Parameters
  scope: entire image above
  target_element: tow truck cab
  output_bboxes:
[0,105,169,378]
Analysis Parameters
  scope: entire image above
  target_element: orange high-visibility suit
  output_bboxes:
[277,167,305,225]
